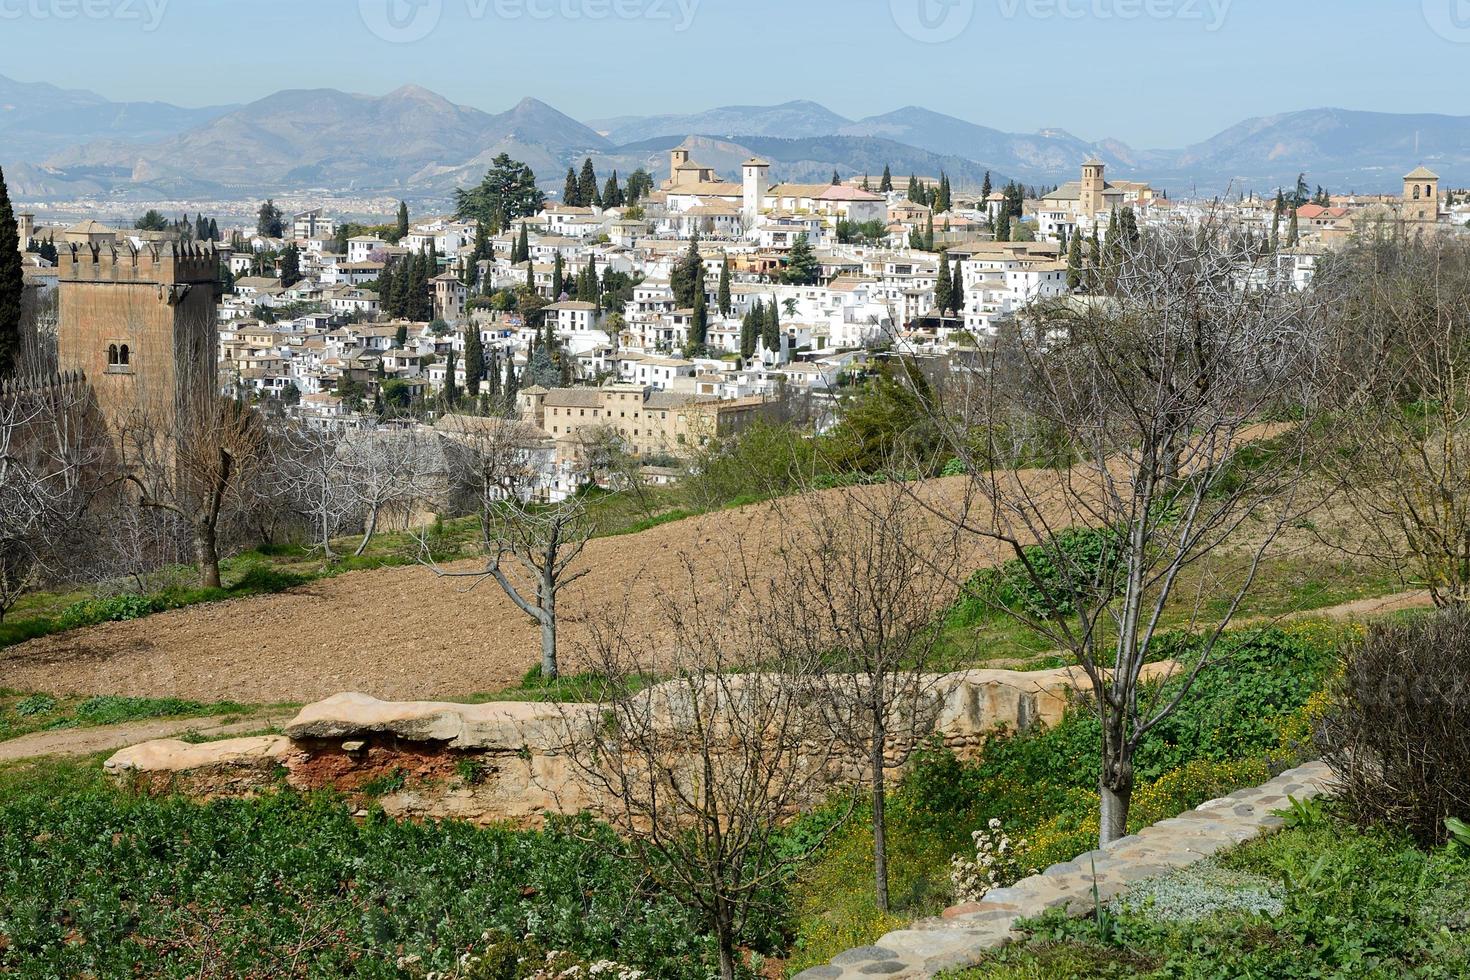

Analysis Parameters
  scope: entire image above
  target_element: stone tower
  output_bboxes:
[56,240,220,436]
[670,147,691,184]
[742,157,769,222]
[1403,166,1440,225]
[1080,158,1106,217]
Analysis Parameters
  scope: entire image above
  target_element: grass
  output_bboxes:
[451,666,660,705]
[944,809,1470,979]
[0,690,280,744]
[935,552,1403,669]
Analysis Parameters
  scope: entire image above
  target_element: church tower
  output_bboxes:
[742,157,769,222]
[1403,166,1441,226]
[1080,158,1106,217]
[56,241,221,437]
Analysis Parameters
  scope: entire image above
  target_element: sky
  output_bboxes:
[2,0,1467,147]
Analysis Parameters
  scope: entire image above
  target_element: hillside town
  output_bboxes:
[14,147,1467,501]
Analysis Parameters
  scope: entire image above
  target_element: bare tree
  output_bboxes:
[918,213,1333,843]
[0,377,104,620]
[560,561,850,980]
[425,415,587,679]
[339,423,443,556]
[764,477,962,912]
[270,423,359,563]
[1323,234,1470,607]
[125,399,265,589]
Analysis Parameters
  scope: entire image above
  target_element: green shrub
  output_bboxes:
[13,694,57,717]
[56,594,160,630]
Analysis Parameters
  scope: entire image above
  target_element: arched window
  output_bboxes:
[119,344,130,365]
[107,344,119,365]
[1414,185,1422,200]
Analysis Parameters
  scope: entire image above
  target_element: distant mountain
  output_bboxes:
[0,73,232,167]
[590,100,852,145]
[1146,108,1470,191]
[45,86,611,197]
[13,78,1470,201]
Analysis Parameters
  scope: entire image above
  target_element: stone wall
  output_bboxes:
[106,663,1177,827]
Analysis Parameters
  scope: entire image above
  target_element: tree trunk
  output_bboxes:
[540,573,558,679]
[195,523,222,589]
[355,506,379,557]
[1099,778,1133,845]
[871,729,890,913]
[716,929,737,980]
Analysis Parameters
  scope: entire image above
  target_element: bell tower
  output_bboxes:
[1403,166,1440,225]
[1080,158,1106,217]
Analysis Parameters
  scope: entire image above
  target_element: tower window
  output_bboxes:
[107,344,118,365]
[1414,185,1422,200]
[119,344,130,365]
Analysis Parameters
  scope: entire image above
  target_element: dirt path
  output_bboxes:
[0,477,1000,705]
[0,713,297,764]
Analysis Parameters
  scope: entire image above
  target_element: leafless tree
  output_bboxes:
[339,423,444,556]
[425,415,587,679]
[764,477,962,912]
[1322,234,1470,607]
[270,423,359,563]
[124,399,266,589]
[559,560,850,980]
[916,213,1334,843]
[0,377,104,620]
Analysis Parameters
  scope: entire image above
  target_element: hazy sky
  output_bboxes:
[3,0,1467,147]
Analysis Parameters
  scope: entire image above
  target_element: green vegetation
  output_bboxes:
[0,772,755,979]
[946,812,1470,979]
[784,623,1345,973]
[0,690,262,743]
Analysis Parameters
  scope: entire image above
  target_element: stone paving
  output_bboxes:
[794,760,1334,980]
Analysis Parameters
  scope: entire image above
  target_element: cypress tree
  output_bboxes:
[1066,229,1083,291]
[563,167,580,206]
[880,165,893,193]
[832,169,841,185]
[586,256,599,309]
[503,350,519,408]
[444,350,459,408]
[763,297,780,356]
[924,213,935,251]
[981,171,992,201]
[578,158,599,209]
[0,167,21,377]
[861,174,871,192]
[395,321,409,348]
[396,200,410,241]
[1286,208,1299,247]
[525,258,535,294]
[517,223,530,264]
[486,348,502,402]
[464,326,484,398]
[934,251,952,315]
[553,252,565,299]
[951,256,964,314]
[717,258,732,316]
[689,284,708,352]
[1088,226,1102,290]
[602,171,623,208]
[741,302,759,359]
[208,217,219,241]
[995,209,1011,242]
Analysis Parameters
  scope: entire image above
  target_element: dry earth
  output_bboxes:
[0,477,1002,704]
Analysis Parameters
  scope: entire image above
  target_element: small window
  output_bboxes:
[107,344,119,365]
[119,345,130,365]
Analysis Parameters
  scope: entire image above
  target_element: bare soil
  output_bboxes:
[0,478,996,705]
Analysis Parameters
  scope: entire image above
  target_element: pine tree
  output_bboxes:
[717,258,732,316]
[782,233,820,285]
[0,167,21,377]
[578,158,599,209]
[563,167,580,206]
[880,165,893,193]
[280,244,301,287]
[934,251,952,315]
[671,233,703,309]
[396,201,410,241]
[1066,229,1083,291]
[464,326,484,399]
[981,171,992,201]
[995,209,1011,242]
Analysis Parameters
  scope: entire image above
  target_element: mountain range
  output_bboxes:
[5,75,1469,203]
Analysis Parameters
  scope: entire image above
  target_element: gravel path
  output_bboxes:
[0,713,296,763]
